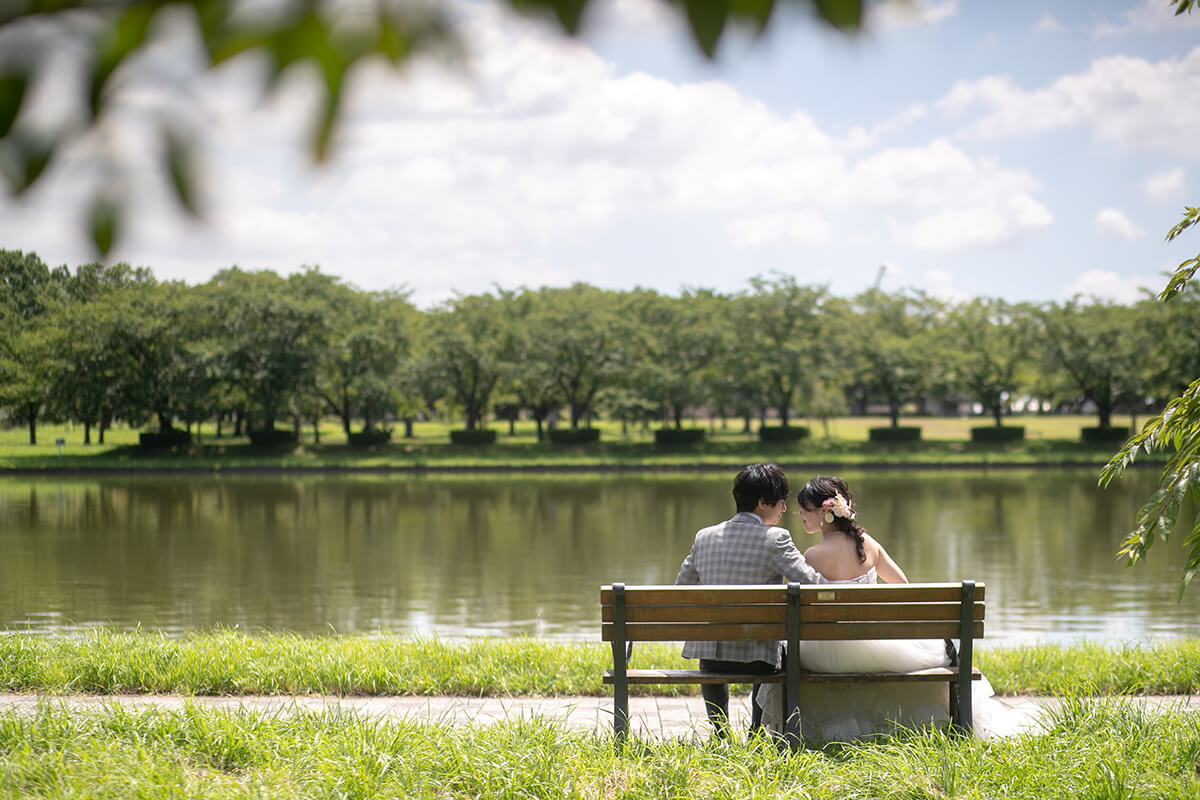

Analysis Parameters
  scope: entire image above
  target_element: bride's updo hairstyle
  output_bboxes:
[796,475,868,563]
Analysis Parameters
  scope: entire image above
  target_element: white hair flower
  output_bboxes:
[821,493,854,523]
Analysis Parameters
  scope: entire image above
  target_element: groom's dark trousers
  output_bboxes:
[698,658,779,734]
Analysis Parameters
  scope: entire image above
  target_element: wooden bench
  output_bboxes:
[601,581,983,744]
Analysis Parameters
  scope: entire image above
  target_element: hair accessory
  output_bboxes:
[821,493,854,524]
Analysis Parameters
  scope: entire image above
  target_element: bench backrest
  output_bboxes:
[600,582,985,643]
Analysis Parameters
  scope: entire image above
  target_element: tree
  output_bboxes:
[851,288,940,428]
[530,284,624,431]
[624,288,728,429]
[0,0,861,256]
[0,249,66,444]
[426,293,509,431]
[1101,206,1200,594]
[946,298,1036,426]
[1038,299,1145,430]
[205,268,327,434]
[741,275,832,428]
[50,261,156,443]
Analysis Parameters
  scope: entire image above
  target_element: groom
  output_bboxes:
[674,462,823,735]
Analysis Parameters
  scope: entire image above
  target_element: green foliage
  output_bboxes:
[0,0,862,254]
[868,426,921,442]
[1161,206,1200,301]
[547,427,601,444]
[758,425,810,443]
[851,289,942,427]
[969,426,1025,443]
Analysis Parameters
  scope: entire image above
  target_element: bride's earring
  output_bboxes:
[823,511,834,524]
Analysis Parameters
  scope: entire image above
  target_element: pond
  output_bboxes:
[1,468,1195,645]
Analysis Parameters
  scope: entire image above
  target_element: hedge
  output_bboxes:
[1081,426,1131,445]
[654,428,707,445]
[868,426,922,443]
[449,429,497,446]
[758,425,810,443]
[247,429,298,446]
[548,428,601,445]
[347,429,392,446]
[138,430,192,448]
[969,425,1026,443]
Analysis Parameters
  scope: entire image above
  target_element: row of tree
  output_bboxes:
[2,249,1197,445]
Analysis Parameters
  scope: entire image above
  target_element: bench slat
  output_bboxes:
[602,601,984,624]
[603,620,982,642]
[601,666,982,685]
[601,583,985,605]
[603,669,787,685]
[602,605,787,624]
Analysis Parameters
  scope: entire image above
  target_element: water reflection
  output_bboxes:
[1,469,1195,643]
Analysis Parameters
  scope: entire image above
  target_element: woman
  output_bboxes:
[761,475,1028,741]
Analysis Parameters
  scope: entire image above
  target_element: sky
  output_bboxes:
[2,0,1199,308]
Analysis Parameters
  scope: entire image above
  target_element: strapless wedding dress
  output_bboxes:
[760,567,1038,742]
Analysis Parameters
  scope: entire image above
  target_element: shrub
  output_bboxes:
[970,425,1026,443]
[758,425,810,443]
[347,429,392,447]
[548,428,601,445]
[449,429,497,446]
[1081,426,1130,444]
[654,428,707,446]
[247,429,298,446]
[138,430,191,448]
[868,426,922,443]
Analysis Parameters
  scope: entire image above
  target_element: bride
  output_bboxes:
[760,475,1031,742]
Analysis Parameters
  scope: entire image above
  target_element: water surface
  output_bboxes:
[1,469,1194,644]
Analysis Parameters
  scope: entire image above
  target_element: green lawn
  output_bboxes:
[4,632,1198,697]
[0,415,1153,470]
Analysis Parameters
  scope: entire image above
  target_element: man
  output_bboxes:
[674,462,823,735]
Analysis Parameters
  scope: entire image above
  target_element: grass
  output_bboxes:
[0,415,1157,471]
[0,698,1198,799]
[3,632,1199,697]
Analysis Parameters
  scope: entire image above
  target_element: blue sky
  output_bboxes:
[1,0,1198,307]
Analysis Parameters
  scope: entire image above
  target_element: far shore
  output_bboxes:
[0,414,1162,474]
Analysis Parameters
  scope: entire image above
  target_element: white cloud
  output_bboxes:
[1034,12,1064,33]
[727,210,833,247]
[935,46,1200,155]
[1144,168,1185,202]
[1060,270,1159,303]
[869,0,958,31]
[1095,208,1144,240]
[1092,0,1200,37]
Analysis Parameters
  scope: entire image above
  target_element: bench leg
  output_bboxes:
[613,678,629,741]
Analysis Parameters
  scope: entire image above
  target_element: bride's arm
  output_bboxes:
[867,535,908,584]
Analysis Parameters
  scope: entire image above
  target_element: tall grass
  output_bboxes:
[3,632,1199,697]
[0,698,1197,799]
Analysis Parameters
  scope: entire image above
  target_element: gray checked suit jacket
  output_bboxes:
[674,511,822,668]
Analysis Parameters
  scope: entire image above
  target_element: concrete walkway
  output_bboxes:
[2,693,1196,739]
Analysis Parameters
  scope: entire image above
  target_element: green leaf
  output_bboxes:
[88,2,159,119]
[813,0,863,30]
[0,70,28,138]
[685,0,730,57]
[730,0,775,29]
[0,131,55,194]
[90,193,120,257]
[163,124,200,217]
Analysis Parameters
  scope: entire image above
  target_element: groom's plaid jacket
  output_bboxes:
[674,511,821,667]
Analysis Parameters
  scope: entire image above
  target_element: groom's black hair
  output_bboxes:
[733,463,790,512]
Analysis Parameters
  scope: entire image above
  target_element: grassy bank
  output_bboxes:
[3,633,1198,697]
[0,415,1156,471]
[2,699,1198,799]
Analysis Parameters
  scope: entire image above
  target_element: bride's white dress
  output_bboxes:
[759,567,1036,742]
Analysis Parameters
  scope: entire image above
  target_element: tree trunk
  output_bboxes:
[83,421,91,445]
[535,417,544,441]
[26,403,37,444]
[992,403,1003,427]
[889,395,900,428]
[312,418,320,443]
[404,418,414,438]
[1098,403,1112,429]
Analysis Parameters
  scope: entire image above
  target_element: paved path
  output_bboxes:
[2,693,1196,739]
